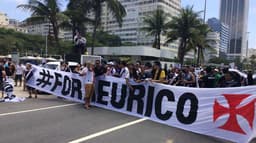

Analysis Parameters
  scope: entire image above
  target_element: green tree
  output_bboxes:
[142,9,169,49]
[165,6,201,66]
[96,31,121,47]
[189,23,214,65]
[17,0,63,53]
[249,55,256,71]
[64,0,93,36]
[90,0,126,55]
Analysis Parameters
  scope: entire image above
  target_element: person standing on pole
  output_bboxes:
[74,32,87,55]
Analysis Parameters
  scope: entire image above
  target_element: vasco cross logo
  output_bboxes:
[213,94,255,134]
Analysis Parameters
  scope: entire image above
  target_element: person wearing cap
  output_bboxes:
[106,61,116,76]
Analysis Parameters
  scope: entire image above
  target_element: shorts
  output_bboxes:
[0,82,3,91]
[15,75,22,81]
[26,85,35,91]
[85,83,94,98]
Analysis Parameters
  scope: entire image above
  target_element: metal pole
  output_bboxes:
[246,32,250,58]
[203,0,207,23]
[46,33,48,58]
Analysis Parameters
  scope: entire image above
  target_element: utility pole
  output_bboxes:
[203,0,207,23]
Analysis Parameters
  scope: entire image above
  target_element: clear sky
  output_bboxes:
[0,0,255,49]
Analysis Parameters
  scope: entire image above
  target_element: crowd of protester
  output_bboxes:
[0,59,37,99]
[0,58,255,107]
[68,59,253,90]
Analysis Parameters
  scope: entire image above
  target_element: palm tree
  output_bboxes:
[64,0,93,37]
[165,6,201,66]
[90,0,126,55]
[249,55,256,71]
[17,0,62,53]
[142,9,169,49]
[189,23,213,65]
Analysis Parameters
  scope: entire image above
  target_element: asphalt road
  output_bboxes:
[0,86,243,143]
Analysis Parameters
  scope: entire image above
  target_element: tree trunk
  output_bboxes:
[51,20,60,54]
[157,33,161,49]
[178,39,186,66]
[197,46,200,66]
[91,8,101,55]
[153,35,157,48]
[91,22,97,55]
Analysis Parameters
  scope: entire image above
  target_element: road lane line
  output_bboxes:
[69,118,148,143]
[0,103,79,117]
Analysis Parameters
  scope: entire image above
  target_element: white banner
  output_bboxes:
[27,66,256,143]
[26,65,85,103]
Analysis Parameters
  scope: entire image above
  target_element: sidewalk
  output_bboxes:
[13,86,28,98]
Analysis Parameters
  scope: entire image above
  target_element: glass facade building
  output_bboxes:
[207,18,230,58]
[220,0,249,60]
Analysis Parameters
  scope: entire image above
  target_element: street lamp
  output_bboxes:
[246,32,250,58]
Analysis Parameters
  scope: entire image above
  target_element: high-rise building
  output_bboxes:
[205,32,220,62]
[207,18,230,57]
[220,0,249,60]
[97,0,181,47]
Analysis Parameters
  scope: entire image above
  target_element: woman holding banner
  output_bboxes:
[80,63,95,109]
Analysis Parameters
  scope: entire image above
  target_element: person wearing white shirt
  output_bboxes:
[79,63,94,109]
[15,63,23,86]
[119,61,133,90]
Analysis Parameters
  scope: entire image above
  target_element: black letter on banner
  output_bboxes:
[97,80,110,105]
[51,72,62,92]
[71,78,83,100]
[127,85,145,115]
[111,83,127,109]
[144,86,155,117]
[155,89,174,121]
[62,75,71,96]
[176,93,198,124]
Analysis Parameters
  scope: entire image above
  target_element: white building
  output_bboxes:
[0,12,9,27]
[25,22,52,36]
[89,0,180,47]
[86,0,181,62]
[23,21,72,40]
[205,32,220,62]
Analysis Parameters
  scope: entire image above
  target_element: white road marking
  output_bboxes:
[0,103,79,117]
[69,118,148,143]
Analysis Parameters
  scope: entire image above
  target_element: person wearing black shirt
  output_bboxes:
[0,65,6,98]
[201,67,216,88]
[247,71,254,85]
[94,60,106,77]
